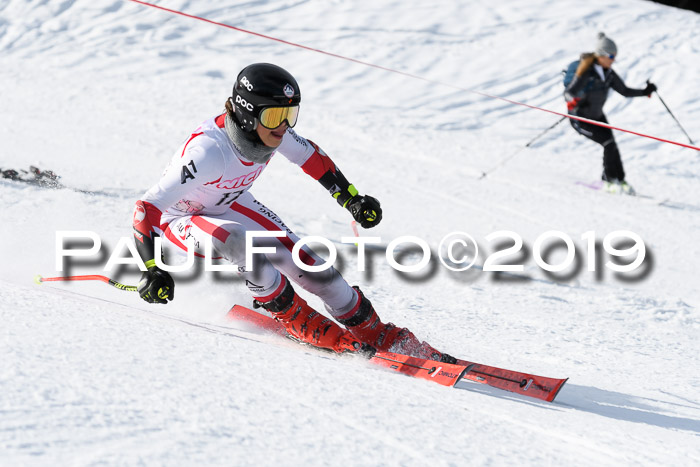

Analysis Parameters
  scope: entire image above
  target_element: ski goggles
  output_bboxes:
[258,105,300,129]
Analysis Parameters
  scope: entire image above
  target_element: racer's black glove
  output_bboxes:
[346,195,382,228]
[643,82,657,97]
[137,266,174,304]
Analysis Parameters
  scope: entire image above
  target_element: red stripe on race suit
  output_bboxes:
[162,223,229,260]
[214,113,226,128]
[163,224,207,258]
[253,275,288,302]
[133,200,164,241]
[300,140,337,180]
[191,216,231,243]
[181,132,203,158]
[230,203,316,266]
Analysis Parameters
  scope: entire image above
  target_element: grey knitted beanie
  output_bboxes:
[595,32,617,57]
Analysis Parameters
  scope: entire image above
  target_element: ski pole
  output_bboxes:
[522,116,568,148]
[651,82,694,145]
[35,274,138,292]
[479,116,566,179]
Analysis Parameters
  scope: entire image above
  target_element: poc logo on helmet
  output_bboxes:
[240,76,254,91]
[235,94,254,112]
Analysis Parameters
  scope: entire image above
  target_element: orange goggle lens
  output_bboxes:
[259,105,300,129]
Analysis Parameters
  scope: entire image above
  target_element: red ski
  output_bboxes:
[370,351,467,387]
[227,305,567,402]
[455,359,567,402]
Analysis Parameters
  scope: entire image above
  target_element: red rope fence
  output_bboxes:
[126,0,698,151]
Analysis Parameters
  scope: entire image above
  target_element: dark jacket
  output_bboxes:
[565,57,647,120]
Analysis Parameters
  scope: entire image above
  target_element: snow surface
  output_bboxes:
[2,0,699,465]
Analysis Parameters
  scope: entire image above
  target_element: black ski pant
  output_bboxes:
[570,113,625,182]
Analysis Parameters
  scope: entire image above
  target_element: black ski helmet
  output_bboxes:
[230,63,301,132]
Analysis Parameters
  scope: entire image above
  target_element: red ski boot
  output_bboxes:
[255,277,364,354]
[338,287,457,363]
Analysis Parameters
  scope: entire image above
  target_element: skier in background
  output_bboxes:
[132,63,455,363]
[564,32,656,194]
